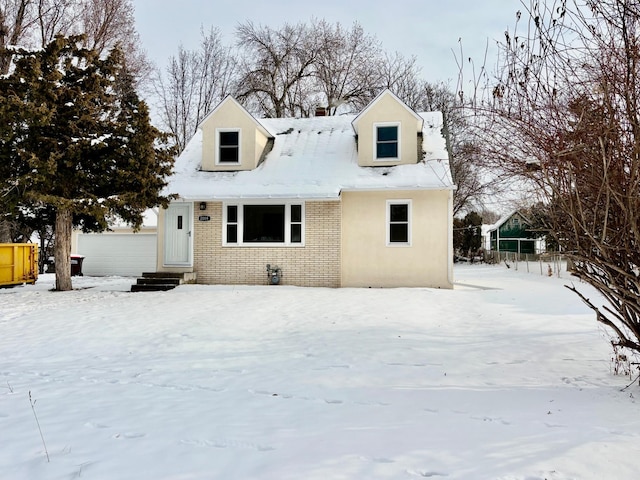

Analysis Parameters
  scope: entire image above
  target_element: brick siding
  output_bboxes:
[193,201,341,287]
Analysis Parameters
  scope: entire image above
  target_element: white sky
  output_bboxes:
[132,0,522,88]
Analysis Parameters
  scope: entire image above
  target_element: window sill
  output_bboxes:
[222,243,306,248]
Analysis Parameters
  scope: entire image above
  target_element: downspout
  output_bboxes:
[442,110,455,288]
[447,190,454,287]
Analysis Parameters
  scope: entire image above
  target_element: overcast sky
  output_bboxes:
[132,0,522,88]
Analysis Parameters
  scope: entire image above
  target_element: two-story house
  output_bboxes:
[488,210,538,255]
[155,89,455,288]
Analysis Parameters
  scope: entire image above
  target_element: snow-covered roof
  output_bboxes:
[167,112,453,200]
[487,210,532,233]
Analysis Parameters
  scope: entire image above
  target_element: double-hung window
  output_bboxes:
[387,200,411,246]
[223,203,304,246]
[375,123,400,160]
[226,205,238,242]
[217,129,240,164]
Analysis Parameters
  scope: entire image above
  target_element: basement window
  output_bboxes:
[223,203,304,246]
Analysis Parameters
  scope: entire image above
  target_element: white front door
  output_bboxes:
[164,203,192,265]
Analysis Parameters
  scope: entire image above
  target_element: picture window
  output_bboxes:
[224,203,304,246]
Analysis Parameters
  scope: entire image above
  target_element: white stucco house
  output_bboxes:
[155,89,455,288]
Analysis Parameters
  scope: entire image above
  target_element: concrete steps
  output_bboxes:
[131,272,197,292]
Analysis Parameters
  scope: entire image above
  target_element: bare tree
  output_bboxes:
[1,0,148,77]
[78,0,150,79]
[377,52,424,111]
[235,21,317,118]
[0,0,32,74]
[312,19,382,114]
[401,81,493,217]
[154,27,236,152]
[479,0,640,354]
[35,0,78,47]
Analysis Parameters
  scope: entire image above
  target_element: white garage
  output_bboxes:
[75,232,157,277]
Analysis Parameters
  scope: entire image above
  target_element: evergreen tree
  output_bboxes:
[453,211,483,259]
[0,35,175,291]
[461,211,483,254]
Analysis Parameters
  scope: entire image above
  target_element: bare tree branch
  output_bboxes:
[476,0,640,355]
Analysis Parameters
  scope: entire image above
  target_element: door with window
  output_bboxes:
[164,203,192,265]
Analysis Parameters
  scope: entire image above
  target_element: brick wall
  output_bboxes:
[193,201,341,287]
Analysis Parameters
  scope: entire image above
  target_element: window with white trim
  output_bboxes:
[290,204,302,243]
[226,205,238,242]
[217,129,240,164]
[223,203,304,246]
[375,123,400,160]
[387,200,411,245]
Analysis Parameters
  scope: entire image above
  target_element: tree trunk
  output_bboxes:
[0,220,11,243]
[0,0,29,75]
[54,206,73,291]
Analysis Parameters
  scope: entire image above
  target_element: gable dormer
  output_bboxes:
[199,96,273,171]
[498,211,532,236]
[351,89,424,167]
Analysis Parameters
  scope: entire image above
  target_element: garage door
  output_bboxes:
[76,233,157,277]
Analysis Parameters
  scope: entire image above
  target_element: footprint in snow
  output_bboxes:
[372,457,394,463]
[112,432,146,439]
[180,438,274,451]
[544,422,567,428]
[250,389,347,406]
[471,415,511,425]
[354,400,390,407]
[407,470,448,477]
[84,422,110,429]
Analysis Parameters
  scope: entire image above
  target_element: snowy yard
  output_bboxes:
[1,265,639,479]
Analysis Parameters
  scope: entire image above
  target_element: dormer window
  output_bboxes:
[375,123,400,160]
[217,129,241,164]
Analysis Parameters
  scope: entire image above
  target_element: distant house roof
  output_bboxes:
[167,112,453,200]
[486,210,532,233]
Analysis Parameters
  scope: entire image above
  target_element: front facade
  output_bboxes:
[157,90,455,288]
[341,190,452,288]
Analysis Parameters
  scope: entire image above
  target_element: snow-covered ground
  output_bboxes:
[1,265,639,479]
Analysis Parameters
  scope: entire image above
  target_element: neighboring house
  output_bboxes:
[156,89,455,288]
[487,210,538,255]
